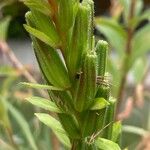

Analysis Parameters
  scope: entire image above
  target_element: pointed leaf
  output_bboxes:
[22,0,51,16]
[26,96,62,113]
[96,138,121,150]
[123,125,148,137]
[35,113,71,148]
[24,25,58,48]
[130,24,150,67]
[90,98,109,110]
[20,82,64,91]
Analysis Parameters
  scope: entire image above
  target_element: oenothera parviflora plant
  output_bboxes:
[23,0,121,149]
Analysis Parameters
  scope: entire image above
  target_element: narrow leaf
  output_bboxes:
[24,25,58,48]
[20,82,64,91]
[26,96,62,113]
[35,113,71,148]
[23,0,51,16]
[130,24,150,67]
[123,125,148,137]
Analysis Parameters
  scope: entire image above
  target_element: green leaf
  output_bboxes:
[119,0,143,23]
[90,98,109,110]
[7,102,38,150]
[122,125,148,137]
[140,9,150,21]
[130,58,148,84]
[24,25,58,48]
[35,113,71,148]
[130,24,150,67]
[20,82,64,91]
[96,138,121,150]
[23,0,51,16]
[0,17,11,40]
[111,121,122,143]
[26,96,62,113]
[95,17,127,56]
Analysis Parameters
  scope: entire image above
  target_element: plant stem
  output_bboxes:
[115,0,136,119]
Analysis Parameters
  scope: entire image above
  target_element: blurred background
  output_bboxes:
[0,0,150,150]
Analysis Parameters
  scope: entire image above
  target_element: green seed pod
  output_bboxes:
[32,39,71,89]
[82,0,94,50]
[75,52,97,112]
[66,3,91,77]
[96,40,108,76]
[93,84,110,131]
[57,0,77,34]
[103,98,116,139]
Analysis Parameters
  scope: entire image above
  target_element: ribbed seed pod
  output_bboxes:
[57,0,78,34]
[103,98,116,139]
[66,3,91,78]
[82,0,94,50]
[92,40,110,132]
[32,39,71,89]
[75,52,97,112]
[96,40,108,76]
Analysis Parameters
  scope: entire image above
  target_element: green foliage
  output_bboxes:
[35,113,71,148]
[26,97,62,113]
[23,0,121,149]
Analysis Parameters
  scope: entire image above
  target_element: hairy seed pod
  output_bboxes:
[75,52,97,112]
[96,40,108,76]
[66,3,91,78]
[82,0,94,50]
[57,0,78,34]
[103,98,116,139]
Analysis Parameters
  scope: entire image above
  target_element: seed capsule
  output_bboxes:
[75,52,97,112]
[96,40,108,76]
[103,98,116,139]
[66,3,91,78]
